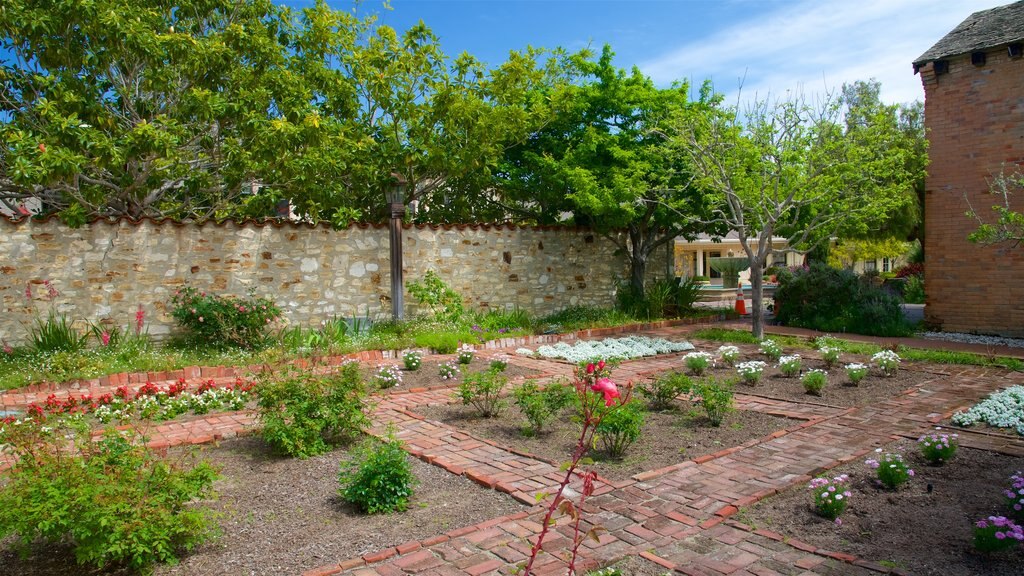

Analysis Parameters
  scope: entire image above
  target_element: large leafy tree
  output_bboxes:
[493,46,721,295]
[671,85,924,337]
[0,0,574,224]
[0,0,365,222]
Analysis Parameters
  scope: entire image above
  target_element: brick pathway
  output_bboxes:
[3,323,1024,575]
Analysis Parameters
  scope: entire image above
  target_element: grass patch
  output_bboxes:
[691,328,804,348]
[690,328,1023,371]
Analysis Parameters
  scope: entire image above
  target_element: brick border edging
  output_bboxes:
[4,316,726,396]
[299,505,548,576]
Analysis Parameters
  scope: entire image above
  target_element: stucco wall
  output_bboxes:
[919,49,1024,336]
[0,218,628,345]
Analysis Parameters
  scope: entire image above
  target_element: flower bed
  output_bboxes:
[740,439,1024,576]
[414,401,794,481]
[517,336,694,364]
[952,385,1024,436]
[0,436,527,576]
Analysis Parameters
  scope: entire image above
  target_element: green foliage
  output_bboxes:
[339,435,416,514]
[801,370,828,395]
[775,263,911,337]
[594,400,644,457]
[170,287,281,349]
[413,330,466,354]
[0,420,218,571]
[690,378,735,427]
[512,379,575,435]
[254,363,369,458]
[494,45,723,295]
[674,276,705,313]
[637,372,692,410]
[671,80,925,338]
[456,368,508,417]
[967,170,1024,249]
[28,311,88,353]
[537,306,639,332]
[0,0,575,222]
[403,351,423,371]
[407,271,465,324]
[902,275,925,304]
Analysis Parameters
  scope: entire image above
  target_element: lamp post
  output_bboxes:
[386,173,407,321]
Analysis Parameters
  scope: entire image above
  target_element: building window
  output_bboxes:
[882,258,891,272]
[864,260,877,272]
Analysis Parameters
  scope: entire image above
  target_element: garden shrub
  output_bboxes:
[918,430,958,464]
[413,331,462,354]
[170,286,281,348]
[866,450,914,489]
[29,310,89,353]
[774,263,911,337]
[802,369,828,395]
[456,368,507,417]
[255,363,369,458]
[512,379,575,435]
[594,400,644,457]
[0,419,218,571]
[902,275,925,304]
[637,372,692,410]
[809,474,851,520]
[407,270,465,323]
[691,378,735,426]
[339,435,416,514]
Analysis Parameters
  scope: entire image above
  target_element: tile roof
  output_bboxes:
[914,1,1024,66]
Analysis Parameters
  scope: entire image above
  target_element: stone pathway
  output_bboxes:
[3,323,1023,575]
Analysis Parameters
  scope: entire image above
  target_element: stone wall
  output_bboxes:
[0,218,628,345]
[918,49,1024,337]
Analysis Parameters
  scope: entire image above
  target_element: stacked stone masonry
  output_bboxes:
[0,218,629,345]
[919,47,1024,337]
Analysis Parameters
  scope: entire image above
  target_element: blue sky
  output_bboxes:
[295,0,1009,105]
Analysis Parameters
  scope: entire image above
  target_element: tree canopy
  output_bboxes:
[491,46,723,295]
[0,0,575,224]
[669,83,925,336]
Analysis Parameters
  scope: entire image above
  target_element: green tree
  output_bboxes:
[671,85,923,337]
[967,169,1024,250]
[0,1,576,225]
[493,46,721,295]
[0,0,367,222]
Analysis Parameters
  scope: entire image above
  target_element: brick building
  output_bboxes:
[913,1,1024,337]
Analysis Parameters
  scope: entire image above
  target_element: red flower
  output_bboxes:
[135,305,145,335]
[586,363,596,374]
[597,360,606,371]
[591,378,620,407]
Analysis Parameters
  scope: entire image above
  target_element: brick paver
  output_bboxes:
[5,321,1023,575]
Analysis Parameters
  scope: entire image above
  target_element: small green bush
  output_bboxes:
[170,286,281,349]
[413,331,461,354]
[595,401,645,457]
[255,363,369,458]
[456,368,507,417]
[402,350,422,371]
[29,310,88,353]
[512,379,575,435]
[407,270,465,323]
[637,372,692,410]
[903,275,925,304]
[802,369,828,395]
[0,420,218,571]
[691,378,735,426]
[339,435,416,514]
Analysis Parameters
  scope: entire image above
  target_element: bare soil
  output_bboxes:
[654,357,932,408]
[414,402,796,481]
[363,357,544,392]
[0,435,527,576]
[741,438,1024,576]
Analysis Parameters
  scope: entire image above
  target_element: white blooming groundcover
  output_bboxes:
[516,336,694,364]
[952,385,1024,436]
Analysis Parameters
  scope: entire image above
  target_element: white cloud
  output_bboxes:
[639,0,1009,105]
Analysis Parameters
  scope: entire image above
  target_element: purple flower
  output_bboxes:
[995,532,1006,540]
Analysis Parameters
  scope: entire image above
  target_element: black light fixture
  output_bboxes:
[1009,43,1023,59]
[971,51,986,66]
[934,60,950,75]
[386,172,407,321]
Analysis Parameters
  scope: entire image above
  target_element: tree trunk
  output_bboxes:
[750,268,765,339]
[628,226,648,297]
